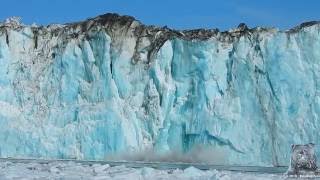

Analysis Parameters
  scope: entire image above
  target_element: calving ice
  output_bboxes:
[0,14,319,166]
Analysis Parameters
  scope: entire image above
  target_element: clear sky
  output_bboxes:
[1,0,319,30]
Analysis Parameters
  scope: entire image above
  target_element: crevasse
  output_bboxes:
[0,14,319,166]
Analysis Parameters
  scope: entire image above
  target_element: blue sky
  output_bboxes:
[0,0,319,30]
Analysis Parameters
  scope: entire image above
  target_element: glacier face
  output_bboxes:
[0,14,320,166]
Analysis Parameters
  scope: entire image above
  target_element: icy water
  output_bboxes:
[0,158,297,179]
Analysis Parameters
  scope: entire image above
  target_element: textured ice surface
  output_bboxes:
[0,161,286,180]
[0,14,320,166]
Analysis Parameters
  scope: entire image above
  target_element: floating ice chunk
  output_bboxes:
[92,164,110,173]
[183,166,205,177]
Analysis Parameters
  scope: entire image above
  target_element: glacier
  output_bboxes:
[0,14,320,166]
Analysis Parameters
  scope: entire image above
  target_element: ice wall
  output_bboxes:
[0,14,320,166]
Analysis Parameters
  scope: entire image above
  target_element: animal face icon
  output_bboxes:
[290,143,317,171]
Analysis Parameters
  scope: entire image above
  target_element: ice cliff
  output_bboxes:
[0,14,320,166]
